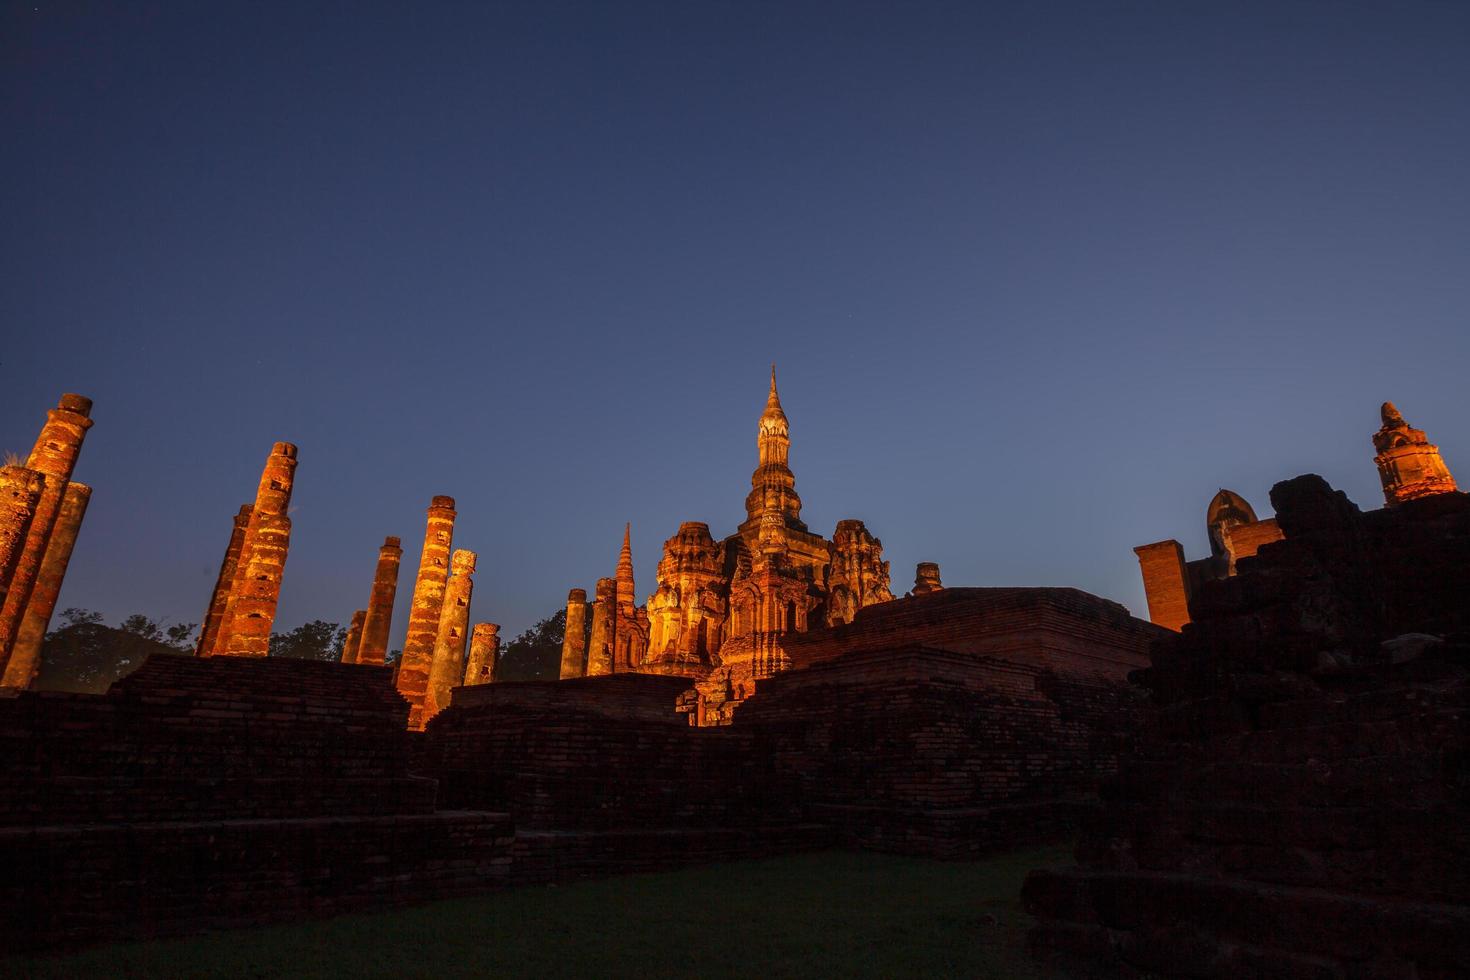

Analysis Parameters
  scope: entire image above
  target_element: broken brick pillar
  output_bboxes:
[559,587,588,678]
[356,535,402,666]
[1133,539,1191,632]
[422,549,476,726]
[0,394,93,679]
[396,496,456,723]
[3,482,92,689]
[0,467,46,616]
[463,622,499,686]
[911,561,944,595]
[218,442,298,658]
[586,577,615,676]
[196,504,252,656]
[341,609,367,664]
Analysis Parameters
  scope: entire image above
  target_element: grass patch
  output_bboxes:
[7,843,1073,979]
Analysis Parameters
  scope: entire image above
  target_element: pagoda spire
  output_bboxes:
[744,366,805,532]
[615,522,636,613]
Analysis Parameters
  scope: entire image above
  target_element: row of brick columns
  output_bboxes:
[0,394,95,691]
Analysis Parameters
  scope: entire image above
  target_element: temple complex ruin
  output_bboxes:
[1134,401,1457,632]
[560,369,897,722]
[463,622,499,685]
[422,548,476,722]
[0,394,94,689]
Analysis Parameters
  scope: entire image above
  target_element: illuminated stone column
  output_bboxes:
[196,505,252,656]
[218,442,298,658]
[0,394,93,676]
[3,482,92,689]
[0,466,46,621]
[422,549,476,725]
[396,496,456,723]
[464,622,500,685]
[356,535,402,666]
[586,577,615,676]
[341,609,367,664]
[558,587,588,678]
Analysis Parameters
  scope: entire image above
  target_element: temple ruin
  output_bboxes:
[355,535,402,665]
[463,622,499,685]
[211,442,298,658]
[560,368,897,722]
[422,548,476,724]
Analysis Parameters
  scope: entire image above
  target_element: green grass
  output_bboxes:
[7,844,1073,979]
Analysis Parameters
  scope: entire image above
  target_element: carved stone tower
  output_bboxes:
[1372,401,1457,507]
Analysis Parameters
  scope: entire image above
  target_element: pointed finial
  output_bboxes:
[771,362,777,392]
[1381,401,1405,427]
[617,523,633,570]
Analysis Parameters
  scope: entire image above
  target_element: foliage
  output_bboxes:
[268,620,347,662]
[495,605,589,682]
[36,609,197,694]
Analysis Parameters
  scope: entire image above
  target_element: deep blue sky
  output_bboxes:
[3,2,1467,642]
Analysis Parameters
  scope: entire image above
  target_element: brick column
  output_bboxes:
[0,394,92,677]
[463,622,500,685]
[3,482,92,689]
[1134,539,1191,632]
[0,466,46,623]
[586,577,615,676]
[341,609,367,664]
[558,587,588,678]
[218,442,298,657]
[356,536,402,666]
[396,496,456,722]
[422,549,476,726]
[196,505,252,656]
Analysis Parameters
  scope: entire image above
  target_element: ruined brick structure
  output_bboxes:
[195,504,252,656]
[558,587,587,678]
[1372,400,1457,505]
[586,577,615,676]
[910,561,943,596]
[0,394,94,687]
[0,466,46,618]
[0,656,513,949]
[396,495,456,725]
[563,369,896,723]
[3,481,91,689]
[463,622,499,685]
[356,535,402,665]
[340,609,367,664]
[214,442,298,657]
[1134,488,1285,632]
[422,548,475,724]
[1026,472,1470,977]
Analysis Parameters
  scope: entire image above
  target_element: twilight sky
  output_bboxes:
[3,2,1467,643]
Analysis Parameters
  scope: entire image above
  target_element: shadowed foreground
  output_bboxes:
[7,845,1072,979]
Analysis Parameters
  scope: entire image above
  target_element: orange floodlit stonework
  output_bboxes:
[215,442,298,657]
[0,394,93,685]
[562,369,896,723]
[1373,400,1458,506]
[341,609,367,664]
[356,535,403,665]
[463,622,499,685]
[910,561,943,596]
[196,505,252,656]
[0,466,46,618]
[396,496,456,723]
[558,588,587,678]
[422,548,476,725]
[3,481,92,689]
